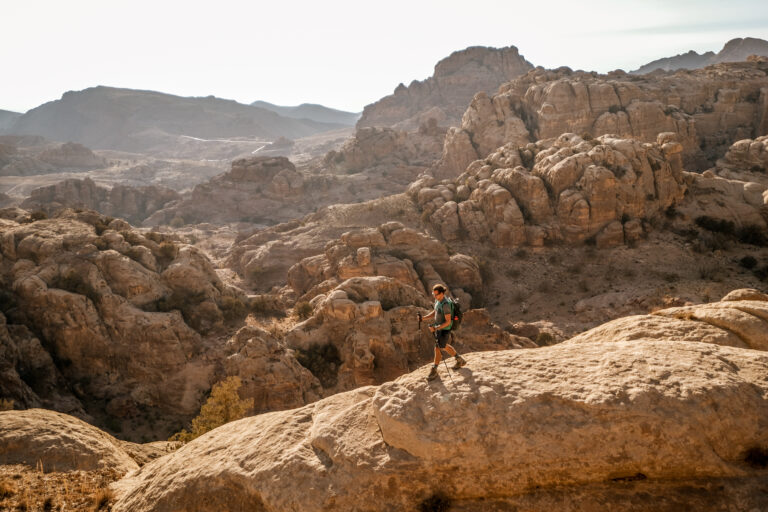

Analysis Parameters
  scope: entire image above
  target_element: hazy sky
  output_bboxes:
[2,0,767,113]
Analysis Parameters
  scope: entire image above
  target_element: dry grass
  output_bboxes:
[0,465,118,512]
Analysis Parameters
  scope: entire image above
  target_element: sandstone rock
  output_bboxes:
[0,209,250,435]
[113,336,768,511]
[0,409,138,474]
[20,178,180,224]
[37,142,106,168]
[438,60,768,175]
[358,46,533,129]
[414,135,689,246]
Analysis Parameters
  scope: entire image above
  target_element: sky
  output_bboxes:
[2,0,767,114]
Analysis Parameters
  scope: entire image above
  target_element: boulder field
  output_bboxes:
[106,290,768,511]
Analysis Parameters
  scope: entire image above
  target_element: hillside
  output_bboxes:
[7,86,346,152]
[251,100,360,125]
[0,109,21,131]
[632,37,768,74]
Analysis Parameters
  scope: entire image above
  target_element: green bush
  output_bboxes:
[295,301,313,319]
[170,376,253,444]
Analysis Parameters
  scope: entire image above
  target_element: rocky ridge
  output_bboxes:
[358,46,534,130]
[439,60,768,175]
[632,37,768,74]
[0,139,106,177]
[20,178,180,224]
[108,291,768,511]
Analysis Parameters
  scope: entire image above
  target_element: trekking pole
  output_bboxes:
[435,332,457,388]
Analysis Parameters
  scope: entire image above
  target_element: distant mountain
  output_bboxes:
[6,86,346,152]
[251,101,360,126]
[357,46,534,129]
[631,37,768,74]
[0,109,22,131]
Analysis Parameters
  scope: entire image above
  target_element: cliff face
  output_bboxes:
[357,46,534,130]
[438,59,768,175]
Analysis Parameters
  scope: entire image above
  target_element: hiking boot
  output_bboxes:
[452,355,467,370]
[427,365,439,381]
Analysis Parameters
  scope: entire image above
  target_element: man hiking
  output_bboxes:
[420,284,466,381]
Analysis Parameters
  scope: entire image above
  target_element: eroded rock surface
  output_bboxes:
[439,60,768,175]
[113,312,768,511]
[0,408,138,474]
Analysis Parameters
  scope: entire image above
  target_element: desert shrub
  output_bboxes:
[0,479,16,498]
[30,210,47,221]
[0,398,13,411]
[505,267,521,279]
[220,296,247,321]
[170,376,253,444]
[535,332,555,346]
[295,301,313,319]
[420,493,451,512]
[737,225,768,246]
[537,281,551,293]
[547,253,560,264]
[754,265,768,281]
[566,263,582,275]
[93,220,109,235]
[578,280,590,292]
[581,132,593,140]
[608,104,623,114]
[740,255,758,269]
[514,248,528,259]
[90,488,113,511]
[698,262,724,282]
[695,216,735,235]
[296,344,341,388]
[661,272,679,283]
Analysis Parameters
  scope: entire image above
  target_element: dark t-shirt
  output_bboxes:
[433,298,453,331]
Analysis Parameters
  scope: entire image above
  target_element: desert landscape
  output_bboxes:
[1,8,768,510]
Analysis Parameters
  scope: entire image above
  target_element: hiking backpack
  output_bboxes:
[448,297,463,330]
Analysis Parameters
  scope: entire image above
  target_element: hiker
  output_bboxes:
[420,284,466,381]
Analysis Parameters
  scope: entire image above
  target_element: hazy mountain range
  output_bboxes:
[3,87,347,152]
[0,109,21,131]
[631,37,768,74]
[251,100,359,126]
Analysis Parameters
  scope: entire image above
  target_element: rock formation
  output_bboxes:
[0,139,106,176]
[20,178,180,224]
[321,121,445,177]
[439,59,768,175]
[0,408,139,474]
[0,208,255,434]
[632,37,768,74]
[413,133,689,247]
[358,46,534,129]
[112,291,768,511]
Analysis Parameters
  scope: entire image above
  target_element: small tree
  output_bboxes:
[170,376,253,444]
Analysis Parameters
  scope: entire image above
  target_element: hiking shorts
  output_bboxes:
[434,329,451,348]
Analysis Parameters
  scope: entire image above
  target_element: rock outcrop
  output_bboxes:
[439,59,768,175]
[0,208,253,433]
[20,178,180,224]
[113,291,768,511]
[0,140,106,176]
[321,121,445,177]
[0,408,139,474]
[413,133,689,247]
[358,46,534,129]
[632,37,768,74]
[37,142,106,168]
